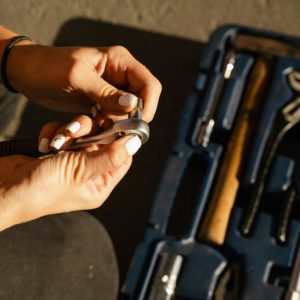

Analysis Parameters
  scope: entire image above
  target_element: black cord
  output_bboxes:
[1,35,31,93]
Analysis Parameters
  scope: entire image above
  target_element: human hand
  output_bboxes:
[0,115,142,231]
[7,43,161,122]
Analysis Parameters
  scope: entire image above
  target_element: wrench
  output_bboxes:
[0,98,150,157]
[69,117,149,149]
[240,70,300,236]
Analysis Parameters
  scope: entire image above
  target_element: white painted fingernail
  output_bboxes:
[125,135,141,155]
[65,121,81,134]
[38,137,49,153]
[118,94,138,108]
[91,105,98,117]
[50,134,66,150]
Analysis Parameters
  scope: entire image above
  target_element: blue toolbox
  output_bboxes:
[122,25,300,300]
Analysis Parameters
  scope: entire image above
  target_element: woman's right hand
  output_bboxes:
[0,116,141,232]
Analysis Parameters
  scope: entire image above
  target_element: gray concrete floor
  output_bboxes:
[1,0,300,44]
[1,0,300,293]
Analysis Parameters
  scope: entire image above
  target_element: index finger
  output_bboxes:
[102,46,162,122]
[127,60,162,122]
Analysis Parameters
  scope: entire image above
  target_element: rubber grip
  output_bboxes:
[0,139,40,157]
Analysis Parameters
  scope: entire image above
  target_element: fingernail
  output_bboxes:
[118,94,138,108]
[38,137,49,153]
[125,135,141,155]
[65,121,81,134]
[91,105,98,117]
[50,134,66,150]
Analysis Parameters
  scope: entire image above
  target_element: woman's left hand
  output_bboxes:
[7,43,162,122]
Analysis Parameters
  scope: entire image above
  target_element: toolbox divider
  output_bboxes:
[122,25,300,300]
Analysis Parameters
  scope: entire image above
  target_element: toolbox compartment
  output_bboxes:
[122,25,300,300]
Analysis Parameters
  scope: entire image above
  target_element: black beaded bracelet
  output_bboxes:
[1,35,31,93]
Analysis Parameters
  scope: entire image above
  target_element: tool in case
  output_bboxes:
[122,25,300,300]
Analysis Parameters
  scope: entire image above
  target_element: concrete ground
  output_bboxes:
[1,0,300,44]
[1,0,300,293]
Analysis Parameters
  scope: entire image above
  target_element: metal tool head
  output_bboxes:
[282,97,300,123]
[69,98,150,149]
[287,70,300,92]
[283,71,300,123]
[111,118,150,144]
[130,97,144,119]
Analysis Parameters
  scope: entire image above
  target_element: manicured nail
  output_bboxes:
[91,105,98,117]
[125,135,141,155]
[118,94,138,108]
[38,137,49,153]
[65,121,81,134]
[50,134,66,150]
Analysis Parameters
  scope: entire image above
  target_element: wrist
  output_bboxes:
[0,27,20,85]
[0,26,35,93]
[5,40,36,93]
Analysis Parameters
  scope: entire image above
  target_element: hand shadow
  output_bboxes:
[15,18,204,287]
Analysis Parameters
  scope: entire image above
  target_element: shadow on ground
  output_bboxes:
[15,18,204,285]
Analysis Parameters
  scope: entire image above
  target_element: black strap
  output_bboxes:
[1,35,31,93]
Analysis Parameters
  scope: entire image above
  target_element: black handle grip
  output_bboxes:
[0,139,40,157]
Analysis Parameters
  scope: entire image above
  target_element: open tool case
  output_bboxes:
[122,25,300,300]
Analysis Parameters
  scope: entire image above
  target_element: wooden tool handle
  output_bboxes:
[198,58,269,245]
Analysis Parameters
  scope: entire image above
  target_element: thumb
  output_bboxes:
[84,73,138,114]
[59,135,142,211]
[81,135,141,207]
[86,134,142,174]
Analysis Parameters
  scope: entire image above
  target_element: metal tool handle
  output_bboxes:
[69,118,150,149]
[147,253,183,300]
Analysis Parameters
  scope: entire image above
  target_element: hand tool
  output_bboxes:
[285,242,300,300]
[275,185,297,244]
[71,97,149,148]
[147,252,183,300]
[262,155,296,244]
[240,71,300,236]
[69,117,149,149]
[198,57,270,245]
[197,51,236,147]
[144,243,240,300]
[0,98,149,157]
